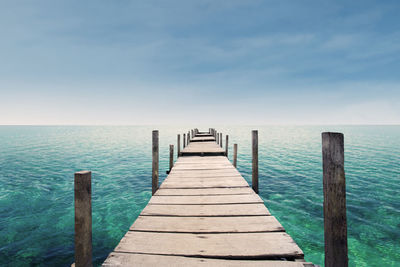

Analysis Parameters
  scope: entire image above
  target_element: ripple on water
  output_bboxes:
[0,125,399,266]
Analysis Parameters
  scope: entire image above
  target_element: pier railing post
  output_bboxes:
[183,133,186,148]
[216,131,219,144]
[152,130,159,195]
[74,171,92,267]
[225,135,229,157]
[177,134,181,157]
[233,144,238,168]
[220,133,222,148]
[252,130,258,194]
[187,131,190,144]
[322,132,348,267]
[169,144,174,172]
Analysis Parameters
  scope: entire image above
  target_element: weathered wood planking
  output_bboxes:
[103,132,311,266]
[180,142,225,156]
[113,232,304,259]
[154,187,254,195]
[148,194,264,205]
[104,253,313,267]
[140,203,271,216]
[130,215,284,233]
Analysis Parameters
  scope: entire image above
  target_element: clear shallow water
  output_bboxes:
[0,126,399,266]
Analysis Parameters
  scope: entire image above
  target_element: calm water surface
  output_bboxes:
[0,126,399,266]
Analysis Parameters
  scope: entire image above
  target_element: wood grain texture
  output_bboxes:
[113,232,304,259]
[130,215,284,233]
[103,253,313,267]
[322,132,348,267]
[102,130,309,266]
[74,171,92,267]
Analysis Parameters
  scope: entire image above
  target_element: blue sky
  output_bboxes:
[1,0,399,124]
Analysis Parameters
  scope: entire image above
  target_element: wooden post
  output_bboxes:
[152,130,159,195]
[225,135,229,157]
[191,129,194,139]
[233,144,238,168]
[220,133,223,148]
[187,131,190,144]
[177,134,181,157]
[74,171,92,267]
[216,131,219,144]
[169,144,174,172]
[183,133,186,148]
[252,130,258,194]
[322,132,348,267]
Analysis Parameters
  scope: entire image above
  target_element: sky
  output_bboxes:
[0,0,399,125]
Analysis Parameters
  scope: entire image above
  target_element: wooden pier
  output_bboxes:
[101,129,315,267]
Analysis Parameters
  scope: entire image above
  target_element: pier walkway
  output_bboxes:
[102,130,313,266]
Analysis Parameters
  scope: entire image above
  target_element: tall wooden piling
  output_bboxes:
[191,129,194,139]
[233,144,238,168]
[252,130,258,194]
[216,131,219,144]
[169,144,174,172]
[322,132,348,267]
[187,131,190,144]
[152,130,159,195]
[74,171,92,267]
[183,133,186,148]
[220,133,223,148]
[177,134,181,157]
[225,135,229,157]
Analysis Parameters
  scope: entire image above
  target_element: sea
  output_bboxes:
[0,126,399,266]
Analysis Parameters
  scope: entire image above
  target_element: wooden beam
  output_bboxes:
[322,132,348,267]
[152,130,159,195]
[74,171,92,267]
[252,130,258,194]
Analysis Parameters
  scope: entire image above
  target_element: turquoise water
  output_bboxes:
[0,126,399,266]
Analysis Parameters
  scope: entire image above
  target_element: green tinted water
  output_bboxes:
[0,126,399,266]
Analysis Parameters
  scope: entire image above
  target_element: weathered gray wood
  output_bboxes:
[160,178,249,188]
[252,130,258,194]
[191,129,194,139]
[233,143,238,168]
[113,232,304,259]
[152,130,159,195]
[154,187,254,196]
[216,131,219,144]
[177,134,181,157]
[149,194,263,205]
[183,133,186,148]
[225,135,229,157]
[141,203,270,216]
[103,253,313,267]
[74,171,92,267]
[322,132,348,267]
[103,128,310,266]
[169,144,174,172]
[130,215,284,233]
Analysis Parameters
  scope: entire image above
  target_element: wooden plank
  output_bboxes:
[103,253,313,267]
[140,203,270,216]
[167,172,242,178]
[176,156,228,161]
[169,169,241,175]
[148,194,263,205]
[113,232,304,259]
[160,178,249,188]
[130,215,284,233]
[155,187,254,196]
[172,166,233,170]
